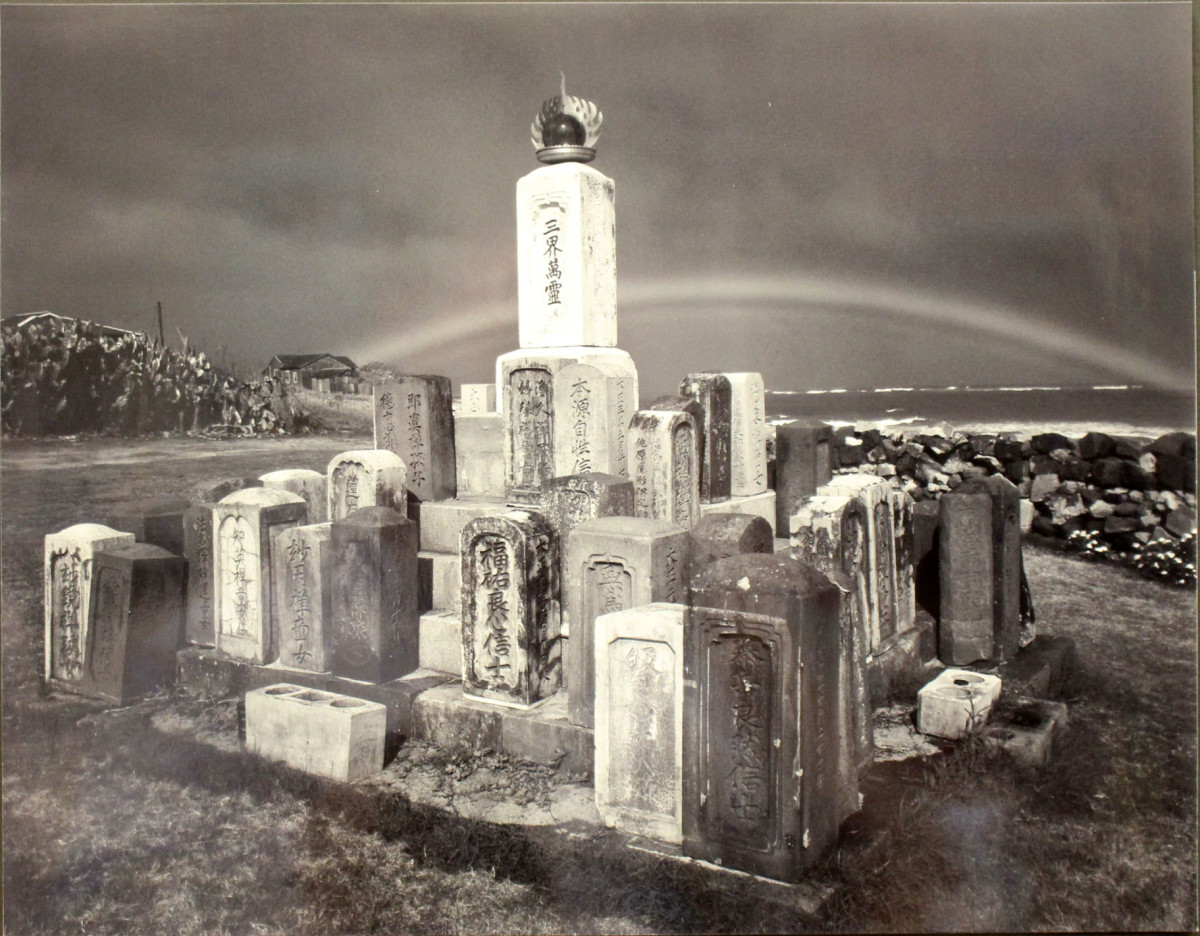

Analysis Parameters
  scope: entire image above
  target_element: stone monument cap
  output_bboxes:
[531,73,602,164]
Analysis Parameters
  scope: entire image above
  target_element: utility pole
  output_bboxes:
[156,301,164,347]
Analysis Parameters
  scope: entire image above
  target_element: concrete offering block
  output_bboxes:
[183,504,216,646]
[213,488,307,665]
[330,507,419,684]
[697,490,778,535]
[727,372,769,497]
[419,609,463,675]
[82,543,185,704]
[516,161,617,349]
[891,488,916,635]
[272,523,333,672]
[192,476,262,506]
[259,469,328,524]
[685,554,848,882]
[245,684,386,782]
[416,497,510,553]
[917,668,1002,740]
[982,697,1069,768]
[326,450,408,523]
[374,376,457,504]
[565,516,690,728]
[679,373,733,503]
[45,524,139,685]
[689,513,773,569]
[774,421,835,534]
[540,472,634,550]
[455,414,506,497]
[417,550,462,613]
[106,497,191,556]
[595,602,687,844]
[498,348,638,502]
[627,409,700,528]
[460,383,497,416]
[461,509,561,707]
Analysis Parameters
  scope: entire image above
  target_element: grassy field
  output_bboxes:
[2,435,1196,934]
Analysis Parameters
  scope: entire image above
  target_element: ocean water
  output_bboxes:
[766,385,1196,439]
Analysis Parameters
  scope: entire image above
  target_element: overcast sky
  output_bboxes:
[1,2,1193,397]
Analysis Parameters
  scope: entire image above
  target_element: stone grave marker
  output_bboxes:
[679,373,733,503]
[627,409,700,528]
[689,513,773,570]
[684,553,848,882]
[460,509,560,707]
[556,361,629,478]
[272,522,333,672]
[259,469,328,524]
[44,523,137,687]
[938,488,995,664]
[106,497,191,557]
[460,383,496,415]
[330,507,419,684]
[374,376,457,505]
[594,602,688,844]
[891,488,916,635]
[540,471,634,551]
[775,421,835,535]
[727,372,769,497]
[455,413,506,498]
[326,449,408,522]
[213,487,307,665]
[82,543,186,704]
[183,504,217,646]
[565,516,690,728]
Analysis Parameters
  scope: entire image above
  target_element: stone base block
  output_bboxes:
[982,697,1069,768]
[866,610,939,707]
[698,490,777,536]
[177,647,449,740]
[245,684,387,782]
[916,668,1002,740]
[415,497,508,553]
[993,635,1077,698]
[411,683,593,777]
[419,610,462,675]
[418,551,463,613]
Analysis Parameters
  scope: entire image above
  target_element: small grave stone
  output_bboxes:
[183,504,217,646]
[774,421,835,535]
[44,523,137,686]
[455,413,506,497]
[82,543,186,704]
[374,376,457,505]
[565,516,690,728]
[594,602,688,843]
[540,472,634,551]
[627,409,700,527]
[726,372,769,496]
[689,513,773,569]
[213,488,307,664]
[684,553,848,881]
[516,161,617,348]
[259,469,328,524]
[679,373,733,503]
[326,450,408,522]
[460,383,497,415]
[106,497,191,556]
[460,509,560,707]
[330,507,419,684]
[272,523,333,672]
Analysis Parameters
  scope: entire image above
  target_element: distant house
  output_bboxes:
[266,353,360,392]
[7,311,137,340]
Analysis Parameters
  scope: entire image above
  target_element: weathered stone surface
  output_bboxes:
[418,609,462,675]
[1077,432,1117,460]
[415,497,509,554]
[213,488,307,664]
[326,450,408,522]
[1031,432,1075,455]
[460,509,560,707]
[539,472,634,551]
[330,507,420,684]
[556,362,630,479]
[679,373,733,503]
[917,668,1002,739]
[938,491,995,665]
[684,553,848,881]
[982,697,1069,768]
[565,516,690,728]
[80,543,185,704]
[726,373,769,496]
[454,414,506,498]
[594,602,687,844]
[259,469,327,524]
[1029,473,1060,503]
[245,684,387,782]
[697,490,778,535]
[891,488,916,636]
[106,497,191,556]
[460,383,496,416]
[627,409,700,528]
[417,550,462,613]
[994,634,1078,698]
[517,162,617,349]
[374,376,457,505]
[192,476,261,505]
[1154,451,1194,492]
[183,505,217,646]
[1165,505,1197,537]
[774,421,835,535]
[1147,431,1196,459]
[272,523,333,672]
[689,513,773,569]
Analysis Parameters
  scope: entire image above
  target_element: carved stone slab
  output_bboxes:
[774,421,835,534]
[679,373,733,504]
[259,469,328,524]
[726,372,769,497]
[183,504,216,646]
[326,449,408,522]
[540,471,634,553]
[938,490,995,665]
[891,488,916,636]
[272,522,333,672]
[373,376,457,505]
[627,409,700,528]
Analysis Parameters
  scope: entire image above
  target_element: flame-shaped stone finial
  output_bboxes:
[530,74,602,164]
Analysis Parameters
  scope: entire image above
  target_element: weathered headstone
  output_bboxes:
[556,361,629,478]
[565,516,690,728]
[106,497,191,557]
[516,161,617,348]
[540,471,634,551]
[259,469,328,524]
[891,488,916,635]
[213,487,307,664]
[83,543,186,704]
[272,523,333,672]
[689,513,773,569]
[627,409,700,527]
[44,524,137,687]
[727,372,769,497]
[774,421,835,535]
[684,553,848,882]
[330,507,419,684]
[460,383,497,415]
[182,504,217,646]
[455,413,506,498]
[460,509,560,707]
[326,449,408,522]
[679,373,733,503]
[938,488,995,665]
[374,376,457,505]
[594,602,688,843]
